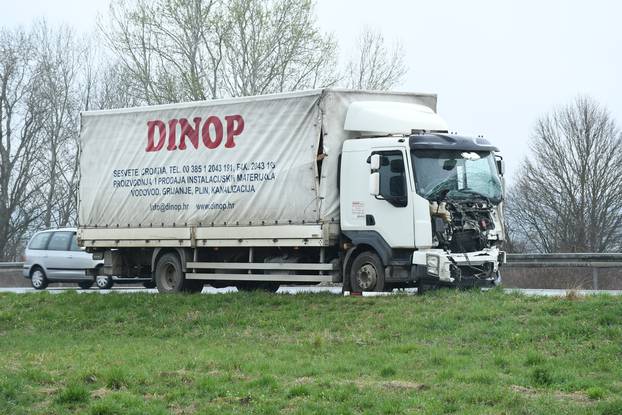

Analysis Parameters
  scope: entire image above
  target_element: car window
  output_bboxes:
[29,233,52,250]
[70,234,81,251]
[47,232,73,251]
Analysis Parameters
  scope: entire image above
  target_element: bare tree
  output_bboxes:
[101,0,226,103]
[0,29,46,260]
[222,0,337,96]
[507,96,622,253]
[34,22,83,229]
[345,27,407,91]
[100,0,337,103]
[0,23,94,259]
[501,192,528,253]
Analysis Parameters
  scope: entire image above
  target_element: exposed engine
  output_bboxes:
[430,200,498,253]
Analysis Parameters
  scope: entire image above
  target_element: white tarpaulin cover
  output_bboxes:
[79,89,436,230]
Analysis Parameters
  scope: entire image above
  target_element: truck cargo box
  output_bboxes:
[78,89,437,247]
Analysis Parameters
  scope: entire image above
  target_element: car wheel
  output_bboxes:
[96,275,113,290]
[30,267,48,290]
[78,280,94,290]
[350,251,385,292]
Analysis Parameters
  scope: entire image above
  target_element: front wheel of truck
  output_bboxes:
[350,251,385,292]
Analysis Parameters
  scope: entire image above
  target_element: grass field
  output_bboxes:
[0,289,621,414]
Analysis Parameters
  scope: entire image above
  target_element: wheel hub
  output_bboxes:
[162,263,178,290]
[32,271,43,287]
[356,264,377,291]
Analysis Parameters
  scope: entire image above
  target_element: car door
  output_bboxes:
[45,231,81,280]
[67,233,94,278]
[25,232,53,275]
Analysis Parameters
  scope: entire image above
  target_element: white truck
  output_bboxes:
[78,89,505,293]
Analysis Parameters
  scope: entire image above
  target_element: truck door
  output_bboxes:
[366,149,415,248]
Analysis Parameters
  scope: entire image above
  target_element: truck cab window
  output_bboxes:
[377,151,407,207]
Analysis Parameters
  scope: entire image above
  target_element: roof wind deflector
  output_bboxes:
[344,101,448,134]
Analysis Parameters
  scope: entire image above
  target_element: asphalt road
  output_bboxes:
[1,286,621,296]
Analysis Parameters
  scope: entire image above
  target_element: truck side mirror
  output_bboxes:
[495,156,505,176]
[369,172,380,196]
[370,154,381,170]
[369,154,381,196]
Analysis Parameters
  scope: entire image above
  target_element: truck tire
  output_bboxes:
[155,252,203,293]
[350,251,385,292]
[155,253,184,293]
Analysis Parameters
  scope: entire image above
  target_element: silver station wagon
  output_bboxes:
[22,228,105,290]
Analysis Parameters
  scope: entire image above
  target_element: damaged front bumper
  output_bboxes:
[414,247,505,287]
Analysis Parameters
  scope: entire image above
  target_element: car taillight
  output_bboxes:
[22,254,26,262]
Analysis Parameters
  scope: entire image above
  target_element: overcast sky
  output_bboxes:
[2,0,621,181]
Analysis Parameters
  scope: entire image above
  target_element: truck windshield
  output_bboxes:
[411,150,502,203]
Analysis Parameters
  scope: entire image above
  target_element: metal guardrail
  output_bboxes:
[506,253,622,289]
[506,253,622,267]
[0,262,23,269]
[2,254,622,289]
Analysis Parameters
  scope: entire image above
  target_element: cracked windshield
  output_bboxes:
[412,150,502,203]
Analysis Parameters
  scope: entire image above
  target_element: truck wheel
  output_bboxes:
[155,253,184,293]
[30,267,48,290]
[350,252,385,292]
[78,280,94,290]
[154,252,202,293]
[96,275,113,290]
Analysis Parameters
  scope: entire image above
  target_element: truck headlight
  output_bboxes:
[426,254,440,276]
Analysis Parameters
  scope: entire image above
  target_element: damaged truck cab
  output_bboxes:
[340,103,505,291]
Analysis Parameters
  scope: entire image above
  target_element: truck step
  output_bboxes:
[186,273,332,282]
[186,262,334,271]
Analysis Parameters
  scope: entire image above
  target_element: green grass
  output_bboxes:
[0,289,621,414]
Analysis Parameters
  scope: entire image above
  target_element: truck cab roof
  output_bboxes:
[410,134,499,152]
[342,134,498,153]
